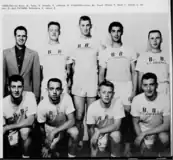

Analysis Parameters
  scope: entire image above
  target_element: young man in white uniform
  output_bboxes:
[131,72,170,156]
[71,16,102,147]
[40,21,72,99]
[3,75,37,158]
[37,78,78,158]
[87,80,125,157]
[136,30,170,95]
[99,21,138,156]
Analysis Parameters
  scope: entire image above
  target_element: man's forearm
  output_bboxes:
[7,115,35,131]
[98,123,119,134]
[53,119,74,135]
[132,71,137,94]
[144,123,170,136]
[133,122,142,136]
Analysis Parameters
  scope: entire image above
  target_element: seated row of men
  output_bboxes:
[3,73,170,158]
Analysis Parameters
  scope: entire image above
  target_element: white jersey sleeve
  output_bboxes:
[162,96,170,116]
[86,103,96,125]
[25,92,37,117]
[98,50,107,68]
[112,98,125,119]
[64,94,75,115]
[131,96,140,117]
[135,54,146,72]
[37,101,47,123]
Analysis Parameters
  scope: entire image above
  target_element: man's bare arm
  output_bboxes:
[99,66,106,84]
[5,115,35,131]
[144,115,170,136]
[52,112,75,135]
[98,118,122,134]
[133,116,142,136]
[131,61,138,96]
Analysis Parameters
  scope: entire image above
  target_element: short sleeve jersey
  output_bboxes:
[40,43,72,83]
[135,51,169,82]
[37,93,75,127]
[3,91,37,125]
[71,37,100,77]
[86,97,125,125]
[99,46,137,82]
[131,93,170,130]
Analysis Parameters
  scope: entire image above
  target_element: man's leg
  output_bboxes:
[157,132,170,155]
[67,126,79,157]
[19,128,32,158]
[73,95,85,146]
[110,131,121,157]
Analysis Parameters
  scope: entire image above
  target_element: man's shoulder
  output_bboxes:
[3,95,11,106]
[24,91,35,98]
[61,93,72,102]
[3,47,14,55]
[88,99,100,109]
[133,93,145,103]
[26,47,39,56]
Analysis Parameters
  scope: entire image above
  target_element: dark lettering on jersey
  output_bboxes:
[85,43,89,48]
[78,44,81,48]
[48,50,51,54]
[58,49,62,54]
[149,57,152,62]
[152,108,156,113]
[119,51,123,56]
[160,56,164,61]
[111,52,115,57]
[48,111,54,121]
[143,107,147,112]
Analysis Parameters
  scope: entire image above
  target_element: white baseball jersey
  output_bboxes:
[131,92,170,131]
[99,46,137,82]
[3,91,37,125]
[135,51,169,82]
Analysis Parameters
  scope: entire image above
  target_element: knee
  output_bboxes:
[158,132,169,145]
[68,127,79,139]
[20,128,31,141]
[110,131,121,143]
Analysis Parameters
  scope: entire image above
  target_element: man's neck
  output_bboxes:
[49,97,60,105]
[49,40,59,45]
[151,48,161,53]
[15,44,25,50]
[100,99,111,109]
[80,34,91,39]
[111,42,122,48]
[11,95,23,106]
[145,92,158,101]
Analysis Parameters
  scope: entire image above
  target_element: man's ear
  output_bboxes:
[8,86,10,92]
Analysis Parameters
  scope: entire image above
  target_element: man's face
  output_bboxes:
[15,30,27,47]
[99,86,114,105]
[110,26,122,43]
[48,81,62,102]
[79,20,91,37]
[9,81,23,99]
[48,24,60,42]
[148,32,162,50]
[142,78,157,98]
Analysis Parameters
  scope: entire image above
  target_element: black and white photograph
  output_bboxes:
[1,0,172,158]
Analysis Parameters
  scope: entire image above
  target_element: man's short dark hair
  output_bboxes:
[79,15,92,25]
[108,21,123,34]
[9,75,24,86]
[48,21,61,31]
[141,72,158,84]
[99,80,114,92]
[14,26,27,36]
[47,78,62,88]
[148,30,162,39]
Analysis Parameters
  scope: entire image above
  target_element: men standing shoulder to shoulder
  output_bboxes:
[40,21,72,99]
[3,75,37,158]
[37,78,78,158]
[136,30,170,95]
[3,26,40,102]
[131,72,170,156]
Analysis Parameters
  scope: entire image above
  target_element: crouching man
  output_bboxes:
[86,80,125,157]
[37,78,78,158]
[3,75,37,158]
[131,73,170,156]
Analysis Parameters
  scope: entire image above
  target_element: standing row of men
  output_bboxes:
[3,15,170,158]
